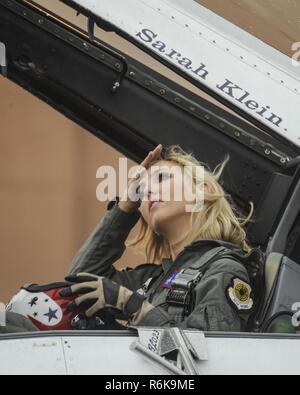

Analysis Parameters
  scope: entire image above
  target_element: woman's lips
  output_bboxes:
[149,200,162,213]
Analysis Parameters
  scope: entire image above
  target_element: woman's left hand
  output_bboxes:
[60,273,152,323]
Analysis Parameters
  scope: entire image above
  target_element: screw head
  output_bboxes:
[22,43,30,51]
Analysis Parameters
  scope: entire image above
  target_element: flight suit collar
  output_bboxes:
[161,258,173,273]
[160,239,240,271]
[184,239,244,253]
[179,239,262,267]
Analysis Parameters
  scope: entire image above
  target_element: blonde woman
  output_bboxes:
[62,145,260,332]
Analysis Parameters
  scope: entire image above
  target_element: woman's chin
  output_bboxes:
[150,212,169,234]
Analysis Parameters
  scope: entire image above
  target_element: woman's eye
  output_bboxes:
[139,189,146,199]
[138,183,146,197]
[158,172,170,183]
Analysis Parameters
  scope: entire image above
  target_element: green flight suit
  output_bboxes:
[0,312,38,334]
[69,203,259,332]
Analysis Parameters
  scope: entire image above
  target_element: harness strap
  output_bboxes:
[167,247,230,323]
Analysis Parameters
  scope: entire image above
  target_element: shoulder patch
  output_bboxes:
[227,278,254,312]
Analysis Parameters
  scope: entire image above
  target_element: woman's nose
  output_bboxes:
[141,187,157,201]
[145,189,153,201]
[140,179,160,200]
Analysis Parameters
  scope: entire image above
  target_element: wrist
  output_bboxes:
[118,200,139,213]
[130,300,155,326]
[123,291,146,317]
[107,196,138,214]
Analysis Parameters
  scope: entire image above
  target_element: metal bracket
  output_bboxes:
[0,42,7,77]
[86,15,125,93]
[284,156,300,171]
[87,17,95,42]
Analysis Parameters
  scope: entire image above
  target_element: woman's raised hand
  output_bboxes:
[118,144,163,213]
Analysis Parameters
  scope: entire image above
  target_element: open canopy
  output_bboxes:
[1,0,300,251]
[61,0,300,148]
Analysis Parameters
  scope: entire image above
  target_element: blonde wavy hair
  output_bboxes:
[126,145,254,263]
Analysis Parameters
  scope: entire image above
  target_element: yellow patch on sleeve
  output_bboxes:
[227,278,254,312]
